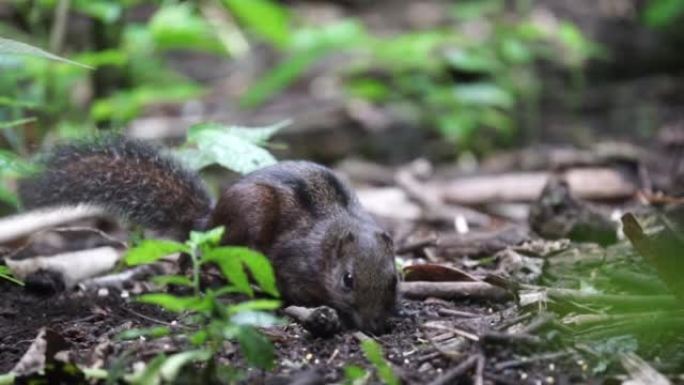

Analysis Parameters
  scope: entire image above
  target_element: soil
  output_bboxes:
[0,257,597,385]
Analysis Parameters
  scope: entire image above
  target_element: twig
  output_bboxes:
[496,312,534,331]
[423,323,479,342]
[474,354,485,385]
[426,355,479,385]
[494,351,569,371]
[123,306,179,328]
[400,281,510,301]
[481,332,542,346]
[437,308,479,318]
[396,236,438,255]
[49,0,70,53]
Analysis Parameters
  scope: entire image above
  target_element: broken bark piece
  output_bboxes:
[395,167,492,227]
[6,246,123,292]
[403,263,478,282]
[399,281,511,301]
[283,305,343,338]
[0,205,106,244]
[396,236,438,255]
[438,167,637,205]
[622,213,684,301]
[437,225,529,259]
[529,175,618,245]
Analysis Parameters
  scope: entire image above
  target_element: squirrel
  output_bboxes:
[19,136,398,334]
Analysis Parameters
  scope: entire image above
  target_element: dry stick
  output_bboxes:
[494,351,569,371]
[474,354,485,385]
[395,236,439,255]
[563,310,684,328]
[481,331,542,346]
[423,323,479,342]
[395,168,491,227]
[0,205,106,244]
[437,308,479,318]
[400,281,511,301]
[426,355,479,385]
[495,312,534,332]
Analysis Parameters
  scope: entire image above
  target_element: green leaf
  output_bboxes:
[346,78,391,102]
[151,275,194,288]
[361,340,399,385]
[0,37,92,69]
[189,226,225,250]
[237,248,280,297]
[0,265,23,286]
[137,293,207,313]
[227,299,282,315]
[234,325,275,370]
[222,0,291,48]
[291,20,368,51]
[205,246,279,297]
[453,83,514,108]
[0,117,37,130]
[445,49,500,73]
[160,350,212,382]
[117,326,170,340]
[0,149,40,175]
[190,330,208,346]
[149,4,225,54]
[0,186,18,209]
[203,247,253,296]
[131,354,166,385]
[125,240,189,266]
[643,0,684,27]
[240,48,322,107]
[73,0,123,23]
[230,310,281,328]
[90,84,204,123]
[184,123,282,174]
[344,365,368,384]
[188,121,288,145]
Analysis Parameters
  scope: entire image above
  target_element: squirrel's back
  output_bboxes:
[19,136,212,234]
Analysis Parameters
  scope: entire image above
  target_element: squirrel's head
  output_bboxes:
[326,228,398,334]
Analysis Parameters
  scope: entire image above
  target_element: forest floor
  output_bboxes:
[1,138,684,385]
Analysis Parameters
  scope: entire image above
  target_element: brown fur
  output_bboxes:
[21,138,398,334]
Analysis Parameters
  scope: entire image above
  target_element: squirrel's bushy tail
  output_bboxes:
[19,136,212,234]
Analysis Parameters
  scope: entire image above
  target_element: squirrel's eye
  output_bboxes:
[343,272,354,290]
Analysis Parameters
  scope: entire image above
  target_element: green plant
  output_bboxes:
[642,0,684,28]
[121,226,281,382]
[238,0,598,154]
[175,120,288,174]
[0,265,24,286]
[344,340,399,385]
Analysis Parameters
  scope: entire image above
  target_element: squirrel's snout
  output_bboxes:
[360,317,391,335]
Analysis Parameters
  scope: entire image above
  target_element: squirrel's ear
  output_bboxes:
[335,231,355,258]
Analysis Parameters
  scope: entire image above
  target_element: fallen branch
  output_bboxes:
[396,236,438,255]
[0,205,105,244]
[494,351,569,371]
[399,281,511,301]
[438,167,637,205]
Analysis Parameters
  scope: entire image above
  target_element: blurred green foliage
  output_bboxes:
[643,0,684,28]
[1,0,597,206]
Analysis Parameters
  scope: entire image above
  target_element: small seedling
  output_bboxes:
[121,226,282,380]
